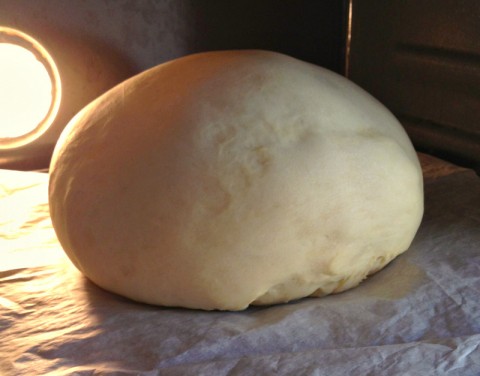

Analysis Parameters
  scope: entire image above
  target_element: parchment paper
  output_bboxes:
[1,155,479,375]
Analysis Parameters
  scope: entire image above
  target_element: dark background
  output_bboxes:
[0,0,478,173]
[349,0,480,173]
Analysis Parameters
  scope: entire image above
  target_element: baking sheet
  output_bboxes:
[1,154,479,375]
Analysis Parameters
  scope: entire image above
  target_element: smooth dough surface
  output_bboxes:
[49,50,424,310]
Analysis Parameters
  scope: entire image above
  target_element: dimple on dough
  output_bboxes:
[49,50,424,311]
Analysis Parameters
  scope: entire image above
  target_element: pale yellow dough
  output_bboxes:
[49,50,424,310]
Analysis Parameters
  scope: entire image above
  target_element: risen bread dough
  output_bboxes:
[49,50,423,311]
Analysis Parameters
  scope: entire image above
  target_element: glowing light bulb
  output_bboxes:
[0,43,53,138]
[0,27,61,149]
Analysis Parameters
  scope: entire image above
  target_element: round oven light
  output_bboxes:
[0,27,61,149]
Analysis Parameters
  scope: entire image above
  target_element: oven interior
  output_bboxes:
[0,0,478,173]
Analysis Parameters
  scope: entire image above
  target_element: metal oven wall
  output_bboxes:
[347,0,480,173]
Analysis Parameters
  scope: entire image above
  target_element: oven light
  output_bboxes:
[0,27,61,149]
[0,43,52,137]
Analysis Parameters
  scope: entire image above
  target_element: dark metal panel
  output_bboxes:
[347,0,480,173]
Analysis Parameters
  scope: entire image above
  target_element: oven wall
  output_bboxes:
[348,0,480,173]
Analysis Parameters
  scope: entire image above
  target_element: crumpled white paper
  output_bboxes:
[1,155,479,375]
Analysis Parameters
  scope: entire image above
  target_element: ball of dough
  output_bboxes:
[49,50,424,311]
